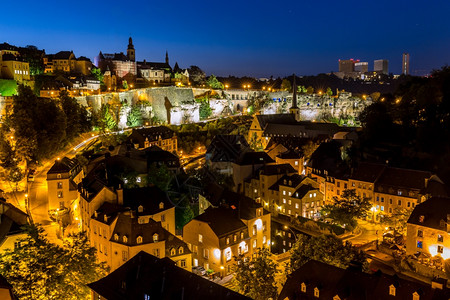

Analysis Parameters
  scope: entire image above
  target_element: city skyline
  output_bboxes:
[1,0,449,77]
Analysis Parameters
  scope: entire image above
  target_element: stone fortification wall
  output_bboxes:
[76,87,199,125]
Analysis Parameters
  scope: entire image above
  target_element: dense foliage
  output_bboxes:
[233,247,278,300]
[289,234,367,273]
[0,226,108,300]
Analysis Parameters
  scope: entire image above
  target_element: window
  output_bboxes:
[288,199,292,205]
[57,191,63,198]
[314,287,320,298]
[389,285,396,296]
[438,235,444,243]
[171,248,176,256]
[413,291,420,300]
[153,233,159,242]
[226,237,230,245]
[263,221,267,232]
[263,235,267,244]
[199,234,203,243]
[153,248,160,257]
[301,282,306,292]
[417,241,423,248]
[283,191,286,195]
[417,230,423,237]
[407,202,411,207]
[225,248,232,261]
[398,200,402,206]
[381,197,384,202]
[159,202,164,209]
[122,250,128,261]
[136,236,143,244]
[161,214,165,222]
[438,245,444,254]
[376,197,379,202]
[114,233,118,241]
[283,198,286,204]
[253,239,257,248]
[57,182,63,189]
[241,232,244,239]
[381,206,384,211]
[390,199,393,204]
[123,236,128,243]
[233,234,237,242]
[203,249,209,259]
[138,205,143,213]
[419,215,424,223]
[57,174,61,179]
[179,247,184,254]
[253,225,257,236]
[180,259,186,268]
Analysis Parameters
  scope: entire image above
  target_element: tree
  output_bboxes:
[199,101,212,119]
[91,67,104,83]
[289,234,367,273]
[233,247,278,300]
[206,75,224,89]
[301,140,320,160]
[0,225,107,300]
[297,85,307,94]
[380,207,414,235]
[59,90,91,141]
[147,163,173,191]
[326,87,333,96]
[281,79,291,91]
[187,65,206,85]
[306,86,314,94]
[99,104,117,131]
[321,189,371,229]
[122,80,128,89]
[127,105,143,127]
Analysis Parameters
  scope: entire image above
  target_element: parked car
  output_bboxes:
[192,266,207,276]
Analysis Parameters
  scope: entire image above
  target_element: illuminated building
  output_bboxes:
[354,61,369,73]
[374,59,389,74]
[402,53,410,75]
[406,197,450,260]
[338,59,356,73]
[183,190,271,276]
[95,37,137,78]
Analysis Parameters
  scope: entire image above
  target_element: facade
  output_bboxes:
[183,191,271,276]
[374,59,389,74]
[127,126,177,152]
[138,60,172,84]
[0,54,30,82]
[0,198,28,255]
[47,157,84,213]
[95,38,137,79]
[354,61,369,73]
[406,197,450,259]
[279,260,450,300]
[338,59,355,73]
[402,53,410,75]
[88,251,251,300]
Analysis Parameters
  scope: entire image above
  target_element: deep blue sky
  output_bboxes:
[1,0,449,77]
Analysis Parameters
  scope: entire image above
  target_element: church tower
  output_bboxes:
[165,50,169,65]
[127,37,135,62]
[289,74,300,121]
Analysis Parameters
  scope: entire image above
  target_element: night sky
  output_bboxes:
[2,0,449,77]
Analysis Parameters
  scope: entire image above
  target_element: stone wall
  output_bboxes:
[76,86,199,125]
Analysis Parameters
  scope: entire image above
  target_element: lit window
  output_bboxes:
[57,191,63,198]
[389,285,396,296]
[179,247,184,254]
[438,235,444,243]
[233,234,237,242]
[283,198,286,204]
[417,230,423,237]
[314,287,320,298]
[253,240,257,248]
[114,234,118,241]
[301,282,306,293]
[413,292,420,300]
[199,234,203,243]
[136,236,143,244]
[283,191,286,195]
[153,233,159,242]
[180,259,186,268]
[171,248,176,256]
[263,235,267,244]
[225,248,232,261]
[138,205,143,213]
[159,202,164,209]
[253,225,257,236]
[226,237,230,244]
[240,232,244,239]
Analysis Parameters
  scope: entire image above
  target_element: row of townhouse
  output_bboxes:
[307,162,447,221]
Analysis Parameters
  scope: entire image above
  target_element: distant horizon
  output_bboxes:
[2,0,449,78]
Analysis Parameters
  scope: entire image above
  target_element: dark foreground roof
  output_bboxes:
[407,197,450,230]
[88,251,250,300]
[279,260,450,300]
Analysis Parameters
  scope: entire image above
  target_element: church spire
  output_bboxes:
[165,50,169,65]
[289,73,300,121]
[291,74,298,109]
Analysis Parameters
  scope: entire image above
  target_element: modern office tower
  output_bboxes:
[338,59,355,73]
[374,59,389,74]
[354,62,369,73]
[402,53,410,75]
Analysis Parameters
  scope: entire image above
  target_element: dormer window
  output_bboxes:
[314,287,320,298]
[136,236,143,244]
[159,202,164,209]
[178,247,184,254]
[138,205,144,213]
[104,215,108,222]
[226,237,230,245]
[171,248,176,256]
[301,282,306,293]
[114,234,118,241]
[413,291,420,300]
[389,284,396,296]
[240,232,244,239]
[333,296,341,300]
[153,233,159,242]
[57,174,61,179]
[123,236,128,243]
[419,215,425,223]
[233,234,237,242]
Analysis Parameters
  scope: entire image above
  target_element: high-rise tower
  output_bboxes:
[127,37,135,62]
[289,74,300,121]
[402,53,410,75]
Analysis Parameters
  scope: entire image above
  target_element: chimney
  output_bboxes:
[117,184,123,205]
